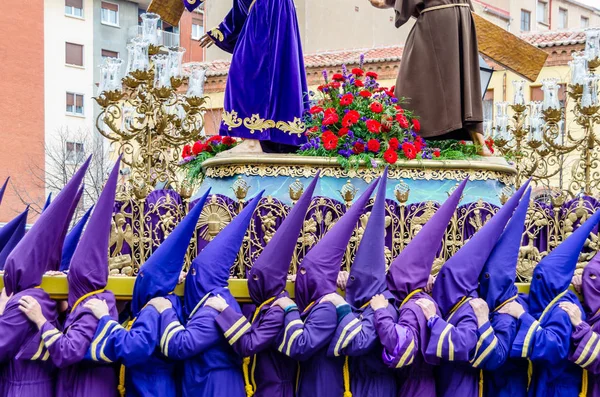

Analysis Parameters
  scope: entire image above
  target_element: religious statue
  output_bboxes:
[368,0,492,156]
[186,0,309,154]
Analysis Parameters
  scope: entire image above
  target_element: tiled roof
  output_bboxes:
[188,28,587,76]
[473,0,510,19]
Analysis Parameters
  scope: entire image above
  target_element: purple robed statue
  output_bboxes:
[505,210,600,397]
[209,175,319,397]
[84,189,211,397]
[158,192,263,397]
[276,178,379,397]
[17,158,122,397]
[375,178,466,397]
[474,187,532,397]
[0,159,88,397]
[186,0,308,153]
[427,180,529,397]
[328,168,398,397]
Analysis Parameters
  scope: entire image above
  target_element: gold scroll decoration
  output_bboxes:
[147,0,185,27]
[473,13,548,82]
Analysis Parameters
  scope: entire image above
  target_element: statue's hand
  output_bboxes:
[368,0,390,10]
[199,33,215,49]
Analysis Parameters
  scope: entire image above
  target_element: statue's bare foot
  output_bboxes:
[216,139,263,156]
[470,131,493,157]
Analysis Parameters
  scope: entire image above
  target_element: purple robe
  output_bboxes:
[86,295,183,397]
[19,291,119,397]
[214,302,296,397]
[276,301,342,397]
[374,293,440,397]
[569,314,600,397]
[425,297,479,397]
[0,288,57,397]
[160,288,245,397]
[474,296,529,397]
[209,0,308,146]
[328,302,398,397]
[510,291,583,397]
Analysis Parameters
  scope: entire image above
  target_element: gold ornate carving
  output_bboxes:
[244,114,276,134]
[222,110,243,130]
[276,118,306,137]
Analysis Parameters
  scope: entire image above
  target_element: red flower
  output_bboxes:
[412,119,421,132]
[366,71,379,79]
[323,108,339,125]
[386,86,396,97]
[389,137,399,150]
[396,114,409,129]
[367,139,381,153]
[322,131,339,151]
[342,110,360,127]
[384,149,398,164]
[382,118,392,133]
[317,85,325,92]
[402,142,417,160]
[354,80,364,87]
[310,106,324,114]
[359,90,372,98]
[366,119,381,133]
[338,127,349,137]
[182,144,193,158]
[331,81,341,89]
[460,140,466,145]
[308,126,318,133]
[222,136,236,146]
[352,68,364,77]
[332,73,344,82]
[433,149,441,158]
[192,141,205,155]
[414,139,423,152]
[207,135,222,143]
[340,94,354,106]
[370,102,383,113]
[485,137,495,154]
[353,142,365,154]
[395,105,404,114]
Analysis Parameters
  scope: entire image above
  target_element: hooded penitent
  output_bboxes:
[131,189,211,315]
[479,188,531,311]
[432,179,531,317]
[583,253,600,316]
[0,207,29,271]
[386,178,468,302]
[295,177,380,312]
[3,158,91,295]
[529,209,600,318]
[184,191,264,314]
[66,158,120,307]
[345,168,388,308]
[0,177,8,206]
[42,193,52,213]
[59,204,94,272]
[248,175,319,304]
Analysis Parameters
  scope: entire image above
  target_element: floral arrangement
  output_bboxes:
[179,135,240,182]
[298,62,478,167]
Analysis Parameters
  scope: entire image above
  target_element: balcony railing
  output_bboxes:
[128,26,180,48]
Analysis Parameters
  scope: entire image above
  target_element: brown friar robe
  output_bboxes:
[387,0,483,139]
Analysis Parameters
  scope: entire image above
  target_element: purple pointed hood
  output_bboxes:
[0,208,29,271]
[248,175,320,304]
[479,188,532,310]
[60,204,93,272]
[184,192,263,315]
[583,253,600,317]
[0,177,8,206]
[295,178,380,312]
[42,193,52,213]
[529,209,600,318]
[132,189,210,315]
[4,158,91,295]
[432,180,530,317]
[67,158,120,307]
[346,168,388,308]
[387,179,468,302]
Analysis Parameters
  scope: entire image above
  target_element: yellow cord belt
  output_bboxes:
[343,356,352,397]
[420,3,470,14]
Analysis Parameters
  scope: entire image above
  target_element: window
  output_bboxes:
[66,93,84,115]
[65,42,83,66]
[558,8,568,29]
[581,16,590,28]
[521,10,531,31]
[65,0,83,17]
[101,49,118,59]
[483,89,494,122]
[66,142,85,164]
[537,1,548,24]
[191,16,204,40]
[101,1,119,26]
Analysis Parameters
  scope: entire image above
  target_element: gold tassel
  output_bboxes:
[527,360,533,391]
[343,356,352,397]
[479,369,484,397]
[242,356,254,397]
[580,369,588,397]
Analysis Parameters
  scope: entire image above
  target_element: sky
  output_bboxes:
[577,0,599,9]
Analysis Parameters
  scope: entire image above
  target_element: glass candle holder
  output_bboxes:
[585,29,600,61]
[152,54,171,88]
[167,47,186,79]
[570,52,588,86]
[98,59,110,95]
[140,13,160,47]
[131,37,150,72]
[513,80,526,105]
[107,58,123,91]
[187,64,208,98]
[582,74,599,108]
[541,79,560,110]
